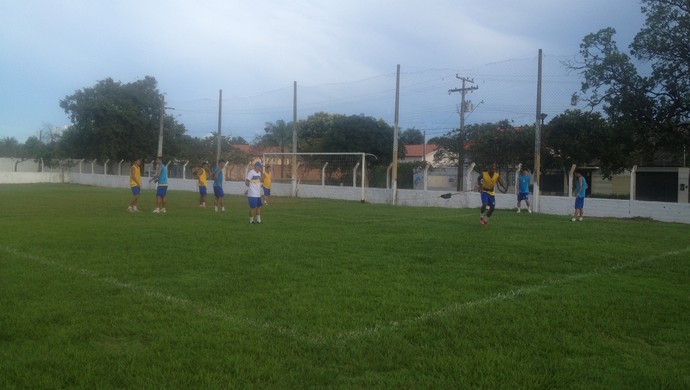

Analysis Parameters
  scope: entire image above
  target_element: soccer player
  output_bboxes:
[127,158,142,212]
[517,167,532,213]
[152,156,168,213]
[261,164,272,205]
[195,161,209,208]
[245,161,263,224]
[572,169,588,222]
[477,163,505,225]
[213,159,226,212]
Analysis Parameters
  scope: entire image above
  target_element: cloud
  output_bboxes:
[0,0,647,143]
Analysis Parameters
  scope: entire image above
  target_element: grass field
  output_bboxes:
[1,183,688,388]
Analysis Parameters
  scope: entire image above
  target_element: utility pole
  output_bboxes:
[534,49,543,212]
[157,96,165,157]
[156,95,176,157]
[291,81,298,197]
[448,75,478,191]
[216,89,222,163]
[392,65,401,205]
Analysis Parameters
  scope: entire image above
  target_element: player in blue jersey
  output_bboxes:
[213,159,226,212]
[572,169,588,222]
[152,156,168,213]
[517,167,531,213]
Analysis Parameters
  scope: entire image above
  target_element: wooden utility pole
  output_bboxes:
[448,75,478,191]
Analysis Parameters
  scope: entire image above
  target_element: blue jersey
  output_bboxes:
[213,165,223,187]
[518,174,530,193]
[576,176,587,197]
[157,164,168,186]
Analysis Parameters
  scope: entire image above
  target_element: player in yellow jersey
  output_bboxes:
[195,161,209,208]
[261,164,272,205]
[477,163,505,225]
[127,158,142,212]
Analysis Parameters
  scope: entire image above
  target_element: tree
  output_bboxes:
[464,120,534,171]
[399,128,424,145]
[298,111,344,152]
[0,137,21,157]
[257,120,293,175]
[59,76,186,161]
[321,114,394,165]
[571,0,690,170]
[541,110,612,174]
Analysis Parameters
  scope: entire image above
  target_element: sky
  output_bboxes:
[1,0,648,144]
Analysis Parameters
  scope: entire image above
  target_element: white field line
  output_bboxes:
[2,245,688,345]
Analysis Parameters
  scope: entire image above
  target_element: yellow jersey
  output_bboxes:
[262,171,272,189]
[481,171,500,195]
[197,168,207,187]
[129,164,141,187]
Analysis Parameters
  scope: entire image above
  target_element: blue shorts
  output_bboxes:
[248,197,262,209]
[199,186,207,196]
[131,186,140,196]
[518,192,529,201]
[575,196,585,209]
[213,186,224,198]
[156,186,168,197]
[263,187,271,196]
[481,192,495,208]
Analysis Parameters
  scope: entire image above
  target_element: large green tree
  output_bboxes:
[399,128,425,145]
[59,76,185,161]
[296,112,399,165]
[572,0,690,169]
[0,137,21,157]
[541,110,612,173]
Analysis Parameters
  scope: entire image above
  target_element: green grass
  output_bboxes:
[1,183,688,389]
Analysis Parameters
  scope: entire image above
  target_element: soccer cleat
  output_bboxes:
[127,206,133,212]
[528,209,532,213]
[571,217,576,222]
[578,217,583,222]
[517,208,521,213]
[153,209,160,213]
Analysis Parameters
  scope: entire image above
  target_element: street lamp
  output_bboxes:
[540,113,548,125]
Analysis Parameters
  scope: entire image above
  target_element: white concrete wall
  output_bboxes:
[1,171,689,224]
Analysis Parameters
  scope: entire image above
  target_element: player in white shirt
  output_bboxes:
[245,161,263,224]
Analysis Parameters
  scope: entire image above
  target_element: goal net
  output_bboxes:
[262,152,369,188]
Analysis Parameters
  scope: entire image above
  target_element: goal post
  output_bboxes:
[262,152,368,200]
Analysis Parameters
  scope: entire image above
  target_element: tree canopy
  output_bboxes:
[296,112,399,166]
[59,76,186,161]
[571,0,690,170]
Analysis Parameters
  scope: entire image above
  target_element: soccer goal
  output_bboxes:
[262,152,371,198]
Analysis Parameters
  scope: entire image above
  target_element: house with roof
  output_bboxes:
[401,144,456,167]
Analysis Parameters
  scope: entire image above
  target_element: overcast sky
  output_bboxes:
[1,0,647,144]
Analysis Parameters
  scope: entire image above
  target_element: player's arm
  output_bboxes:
[150,165,161,182]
